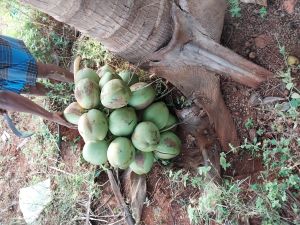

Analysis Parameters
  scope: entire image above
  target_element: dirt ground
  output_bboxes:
[0,1,299,225]
[140,1,300,224]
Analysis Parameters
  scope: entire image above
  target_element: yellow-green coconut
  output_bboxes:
[131,121,160,152]
[128,82,156,110]
[107,137,135,169]
[82,140,108,165]
[109,107,138,136]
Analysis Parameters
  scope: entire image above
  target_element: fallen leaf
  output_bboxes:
[241,0,267,6]
[19,179,52,224]
[248,92,262,106]
[123,169,147,224]
[262,97,285,104]
[282,0,298,14]
[291,93,300,99]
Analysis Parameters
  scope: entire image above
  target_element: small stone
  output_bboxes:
[249,52,256,59]
[284,90,290,96]
[287,55,300,66]
[282,0,298,14]
[255,34,273,48]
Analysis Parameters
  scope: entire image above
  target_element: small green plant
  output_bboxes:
[1,0,75,64]
[72,37,111,68]
[245,117,254,129]
[227,0,241,17]
[220,152,231,171]
[42,80,75,111]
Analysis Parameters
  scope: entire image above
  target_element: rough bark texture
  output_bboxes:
[21,0,173,63]
[177,0,226,42]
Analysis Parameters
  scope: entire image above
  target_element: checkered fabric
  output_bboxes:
[0,35,37,93]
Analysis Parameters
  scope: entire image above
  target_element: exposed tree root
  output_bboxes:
[145,4,273,151]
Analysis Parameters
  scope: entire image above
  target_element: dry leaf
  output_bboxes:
[123,169,147,224]
[262,97,285,105]
[240,0,267,6]
[282,0,298,14]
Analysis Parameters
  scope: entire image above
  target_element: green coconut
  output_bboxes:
[98,64,114,78]
[118,70,139,86]
[143,102,169,129]
[75,78,100,109]
[78,109,108,142]
[130,151,154,175]
[154,132,181,160]
[128,82,156,110]
[100,79,132,109]
[99,72,121,89]
[107,137,135,169]
[163,114,178,130]
[63,102,84,125]
[131,122,160,152]
[109,107,137,136]
[75,68,99,84]
[82,140,108,165]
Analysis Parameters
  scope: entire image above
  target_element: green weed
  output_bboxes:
[245,117,255,129]
[259,7,268,18]
[1,0,75,64]
[227,0,241,17]
[72,37,111,68]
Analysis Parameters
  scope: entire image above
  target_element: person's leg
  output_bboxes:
[37,62,74,83]
[21,83,50,96]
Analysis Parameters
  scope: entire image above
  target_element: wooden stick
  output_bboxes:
[85,193,92,225]
[107,170,135,225]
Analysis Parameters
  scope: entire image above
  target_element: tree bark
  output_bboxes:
[21,0,173,63]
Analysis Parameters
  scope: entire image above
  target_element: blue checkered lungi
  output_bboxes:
[0,35,37,93]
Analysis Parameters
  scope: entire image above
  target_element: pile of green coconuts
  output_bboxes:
[63,65,181,175]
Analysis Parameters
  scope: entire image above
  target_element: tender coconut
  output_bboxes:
[130,151,154,175]
[75,78,100,109]
[154,131,181,160]
[109,107,138,136]
[143,102,169,129]
[128,82,156,110]
[82,140,108,165]
[118,70,139,86]
[131,121,160,152]
[63,102,84,125]
[75,68,99,84]
[78,109,108,142]
[100,79,132,109]
[107,137,135,169]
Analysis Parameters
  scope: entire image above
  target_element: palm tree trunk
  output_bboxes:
[21,0,173,63]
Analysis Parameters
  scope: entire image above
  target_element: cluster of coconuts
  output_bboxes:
[63,65,181,175]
